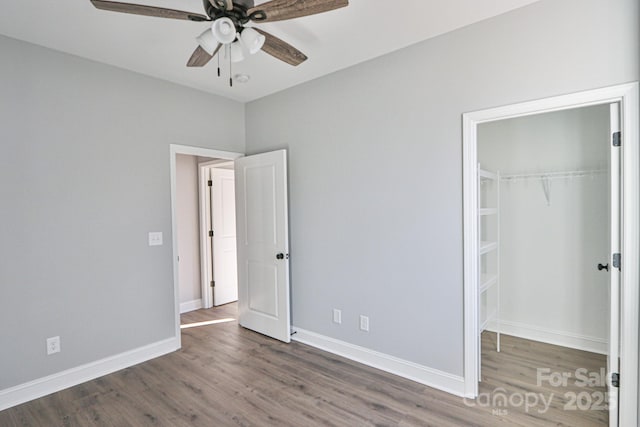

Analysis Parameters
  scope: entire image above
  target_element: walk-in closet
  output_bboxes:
[476,104,613,424]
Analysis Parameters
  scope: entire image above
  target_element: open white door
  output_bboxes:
[235,150,291,343]
[608,102,621,427]
[211,168,238,306]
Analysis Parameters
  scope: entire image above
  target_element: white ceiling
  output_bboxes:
[0,0,542,102]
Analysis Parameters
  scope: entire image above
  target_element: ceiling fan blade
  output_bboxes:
[90,0,208,21]
[254,28,307,66]
[207,0,233,11]
[187,45,222,67]
[248,0,348,23]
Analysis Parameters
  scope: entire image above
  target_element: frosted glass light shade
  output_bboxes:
[240,27,265,55]
[212,17,237,45]
[230,41,245,63]
[196,29,218,55]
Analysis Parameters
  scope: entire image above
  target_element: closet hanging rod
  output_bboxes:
[501,169,606,182]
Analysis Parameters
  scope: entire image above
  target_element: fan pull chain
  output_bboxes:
[217,51,220,77]
[229,51,233,87]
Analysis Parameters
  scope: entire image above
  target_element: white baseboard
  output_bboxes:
[180,299,203,313]
[487,320,607,355]
[292,327,465,397]
[0,337,180,411]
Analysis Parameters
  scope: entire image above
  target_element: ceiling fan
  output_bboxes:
[90,0,349,78]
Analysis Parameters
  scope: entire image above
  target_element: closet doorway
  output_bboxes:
[479,104,611,425]
[462,83,639,427]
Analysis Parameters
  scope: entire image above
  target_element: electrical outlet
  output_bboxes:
[47,336,61,355]
[359,315,369,332]
[332,309,342,324]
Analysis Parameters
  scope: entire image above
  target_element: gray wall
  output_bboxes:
[479,106,610,174]
[0,35,244,389]
[245,0,638,376]
[176,154,202,308]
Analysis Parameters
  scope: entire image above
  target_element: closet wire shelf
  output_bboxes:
[500,168,606,182]
[500,168,606,206]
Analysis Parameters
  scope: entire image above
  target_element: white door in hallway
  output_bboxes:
[211,167,238,306]
[234,150,291,343]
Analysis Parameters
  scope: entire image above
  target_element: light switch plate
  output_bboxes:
[148,232,163,246]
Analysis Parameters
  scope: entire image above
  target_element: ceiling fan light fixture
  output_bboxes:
[240,27,266,55]
[230,41,245,63]
[91,0,345,78]
[211,17,237,44]
[196,29,218,55]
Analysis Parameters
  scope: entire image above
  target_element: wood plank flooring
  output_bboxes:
[0,304,608,426]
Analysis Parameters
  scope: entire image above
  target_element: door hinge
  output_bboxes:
[210,280,215,288]
[209,230,214,237]
[208,180,213,187]
[612,372,620,388]
[613,253,621,270]
[612,131,621,147]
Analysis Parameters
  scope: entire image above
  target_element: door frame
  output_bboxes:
[198,160,236,309]
[169,144,243,345]
[461,83,639,425]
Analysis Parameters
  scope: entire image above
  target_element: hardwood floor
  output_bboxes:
[0,304,608,426]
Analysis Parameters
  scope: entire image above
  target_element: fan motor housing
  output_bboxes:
[202,0,255,16]
[203,0,257,26]
[233,0,255,8]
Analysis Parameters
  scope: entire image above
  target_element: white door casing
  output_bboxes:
[235,149,291,343]
[198,160,238,309]
[462,83,638,426]
[199,164,214,309]
[211,168,239,306]
[608,102,621,426]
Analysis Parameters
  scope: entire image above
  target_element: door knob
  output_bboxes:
[598,263,609,271]
[276,253,284,260]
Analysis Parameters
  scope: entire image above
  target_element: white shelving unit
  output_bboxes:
[478,165,500,361]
